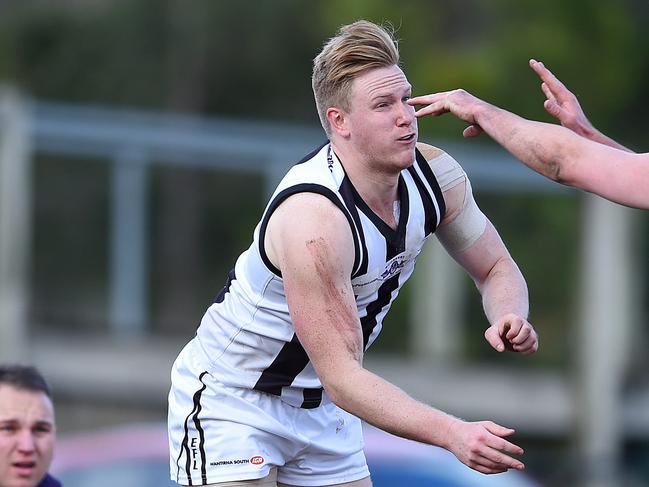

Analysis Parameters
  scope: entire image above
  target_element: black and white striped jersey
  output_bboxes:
[195,142,448,408]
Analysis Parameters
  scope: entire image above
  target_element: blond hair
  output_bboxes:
[312,20,400,137]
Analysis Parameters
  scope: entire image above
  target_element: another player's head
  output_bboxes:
[0,365,55,487]
[312,20,400,138]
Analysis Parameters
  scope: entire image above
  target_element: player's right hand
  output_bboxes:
[485,313,538,355]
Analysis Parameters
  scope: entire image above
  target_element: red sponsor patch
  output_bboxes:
[250,455,264,465]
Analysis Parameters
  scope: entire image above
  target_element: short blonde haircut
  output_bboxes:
[312,20,400,137]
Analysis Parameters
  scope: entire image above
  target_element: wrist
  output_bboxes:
[575,122,597,140]
[472,100,507,134]
[472,99,494,126]
[436,413,462,450]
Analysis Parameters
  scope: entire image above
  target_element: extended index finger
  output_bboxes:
[408,92,451,106]
[529,59,567,95]
[408,93,452,118]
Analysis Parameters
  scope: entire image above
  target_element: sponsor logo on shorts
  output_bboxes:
[250,455,264,465]
[210,458,251,466]
[209,455,265,467]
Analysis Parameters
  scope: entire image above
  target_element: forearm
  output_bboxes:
[323,365,457,450]
[474,103,584,184]
[478,255,529,326]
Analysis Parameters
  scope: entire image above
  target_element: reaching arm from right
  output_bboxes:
[264,191,525,474]
[409,89,649,209]
[529,59,632,152]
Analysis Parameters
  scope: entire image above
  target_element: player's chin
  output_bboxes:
[394,145,417,167]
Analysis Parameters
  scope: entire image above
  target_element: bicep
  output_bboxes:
[447,220,511,286]
[436,177,509,285]
[265,193,364,377]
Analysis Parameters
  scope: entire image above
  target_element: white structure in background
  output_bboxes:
[0,89,642,487]
[577,197,638,487]
[0,87,32,361]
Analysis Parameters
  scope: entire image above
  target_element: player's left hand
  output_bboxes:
[484,314,538,355]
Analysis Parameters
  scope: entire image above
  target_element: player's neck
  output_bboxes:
[331,141,400,229]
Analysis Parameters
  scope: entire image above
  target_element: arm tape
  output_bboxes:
[430,153,487,252]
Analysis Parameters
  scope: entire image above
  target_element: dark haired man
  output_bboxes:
[0,365,59,487]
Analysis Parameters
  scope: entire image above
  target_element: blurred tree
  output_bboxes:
[0,0,647,351]
[0,0,645,137]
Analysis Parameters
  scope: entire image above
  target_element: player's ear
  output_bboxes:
[327,107,350,138]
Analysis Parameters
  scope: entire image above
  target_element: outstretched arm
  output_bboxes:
[529,59,632,152]
[431,164,537,355]
[409,90,649,209]
[265,192,525,474]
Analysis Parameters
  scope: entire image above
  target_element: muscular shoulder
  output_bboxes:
[416,142,466,192]
[265,192,355,276]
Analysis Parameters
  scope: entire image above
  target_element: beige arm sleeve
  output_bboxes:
[425,148,487,253]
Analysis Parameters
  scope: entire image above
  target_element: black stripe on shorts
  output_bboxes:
[178,371,208,485]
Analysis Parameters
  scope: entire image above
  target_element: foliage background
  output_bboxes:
[1,1,649,484]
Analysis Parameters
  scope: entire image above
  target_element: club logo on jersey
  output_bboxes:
[380,256,408,280]
[352,250,419,291]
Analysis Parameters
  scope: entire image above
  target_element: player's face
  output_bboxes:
[0,386,55,487]
[346,65,417,173]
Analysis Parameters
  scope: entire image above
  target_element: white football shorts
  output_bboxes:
[168,339,370,486]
